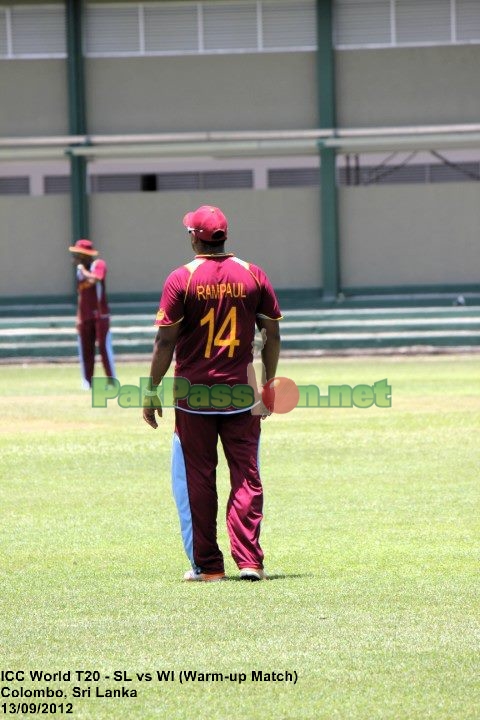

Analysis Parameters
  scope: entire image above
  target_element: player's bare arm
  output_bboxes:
[256,317,281,381]
[143,324,180,429]
[76,265,97,284]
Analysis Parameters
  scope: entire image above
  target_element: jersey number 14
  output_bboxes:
[200,307,240,358]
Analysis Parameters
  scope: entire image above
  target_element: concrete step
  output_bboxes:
[1,305,480,359]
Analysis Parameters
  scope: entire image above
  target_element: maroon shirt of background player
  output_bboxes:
[155,254,282,397]
[76,257,110,322]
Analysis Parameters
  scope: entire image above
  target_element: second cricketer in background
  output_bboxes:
[143,205,282,582]
[69,238,116,389]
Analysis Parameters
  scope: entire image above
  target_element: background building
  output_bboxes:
[1,0,480,303]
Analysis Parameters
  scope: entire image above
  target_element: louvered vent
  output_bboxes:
[335,0,391,46]
[429,162,480,182]
[3,2,480,58]
[362,165,427,184]
[201,170,253,189]
[262,0,316,49]
[203,2,258,51]
[268,168,319,187]
[157,173,200,191]
[85,6,140,54]
[91,175,143,192]
[396,0,451,44]
[90,171,253,192]
[144,5,198,53]
[44,176,71,194]
[456,0,480,41]
[0,177,30,195]
[11,6,66,56]
[0,9,7,56]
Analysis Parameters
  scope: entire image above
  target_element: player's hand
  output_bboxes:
[256,394,272,420]
[142,396,163,429]
[247,363,272,420]
[258,401,272,420]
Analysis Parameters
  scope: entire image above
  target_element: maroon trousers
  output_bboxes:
[172,409,264,575]
[77,316,115,388]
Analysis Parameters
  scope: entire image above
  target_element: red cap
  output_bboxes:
[183,205,228,243]
[68,239,98,256]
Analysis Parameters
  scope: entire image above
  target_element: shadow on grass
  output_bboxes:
[228,573,312,581]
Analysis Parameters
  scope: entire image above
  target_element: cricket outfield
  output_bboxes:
[1,357,478,719]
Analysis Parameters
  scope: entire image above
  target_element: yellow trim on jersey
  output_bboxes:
[195,253,234,258]
[231,256,262,290]
[184,257,207,273]
[155,316,184,327]
[257,313,283,320]
[231,257,250,270]
[183,257,207,302]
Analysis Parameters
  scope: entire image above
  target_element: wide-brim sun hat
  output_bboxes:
[68,239,98,256]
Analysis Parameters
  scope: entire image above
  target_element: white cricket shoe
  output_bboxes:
[239,568,268,581]
[183,569,226,582]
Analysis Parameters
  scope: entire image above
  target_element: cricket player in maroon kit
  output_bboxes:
[69,239,116,389]
[143,205,282,582]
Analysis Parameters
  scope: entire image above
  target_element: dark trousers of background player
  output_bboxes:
[77,316,116,388]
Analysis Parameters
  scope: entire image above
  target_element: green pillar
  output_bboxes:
[316,0,340,302]
[69,153,89,241]
[66,0,89,241]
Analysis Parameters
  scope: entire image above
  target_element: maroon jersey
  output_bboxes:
[76,258,110,322]
[155,254,282,389]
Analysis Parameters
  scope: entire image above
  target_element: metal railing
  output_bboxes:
[2,124,480,161]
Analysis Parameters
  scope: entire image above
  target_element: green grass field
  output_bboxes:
[1,356,479,720]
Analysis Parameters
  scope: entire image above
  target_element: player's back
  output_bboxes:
[175,254,267,386]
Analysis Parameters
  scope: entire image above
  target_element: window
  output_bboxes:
[5,156,480,198]
[269,168,320,187]
[144,5,198,53]
[201,170,253,189]
[0,177,30,195]
[84,1,316,57]
[85,6,140,55]
[203,3,258,52]
[3,1,480,59]
[0,6,67,58]
[262,0,316,49]
[44,176,71,194]
[335,0,480,48]
[334,0,391,46]
[395,0,450,45]
[0,9,8,57]
[91,174,143,192]
[0,1,318,59]
[456,0,480,42]
[429,162,480,182]
[89,170,253,192]
[360,165,427,184]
